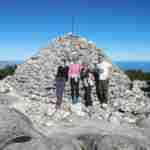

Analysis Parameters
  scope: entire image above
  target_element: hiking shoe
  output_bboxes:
[101,103,108,109]
[72,96,76,104]
[76,96,80,103]
[55,105,61,110]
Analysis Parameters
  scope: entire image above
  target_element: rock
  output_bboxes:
[11,99,50,126]
[70,103,86,117]
[0,106,39,149]
[78,134,150,150]
[0,80,10,93]
[136,117,150,128]
[1,105,150,150]
[0,94,19,105]
[3,137,50,150]
[133,80,148,89]
[41,120,150,150]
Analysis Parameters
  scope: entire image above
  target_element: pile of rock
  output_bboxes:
[0,80,10,94]
[7,33,130,101]
[0,32,149,127]
[134,80,150,98]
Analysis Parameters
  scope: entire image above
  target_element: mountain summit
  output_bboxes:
[8,33,129,99]
[2,33,149,126]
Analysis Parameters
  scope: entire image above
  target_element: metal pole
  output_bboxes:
[72,16,75,34]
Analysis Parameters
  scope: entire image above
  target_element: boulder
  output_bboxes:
[0,106,36,149]
[4,137,50,150]
[0,80,10,93]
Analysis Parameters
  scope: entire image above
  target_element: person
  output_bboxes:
[55,59,69,109]
[80,62,95,107]
[68,57,81,104]
[95,55,112,107]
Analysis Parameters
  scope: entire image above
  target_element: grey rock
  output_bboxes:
[0,94,19,105]
[0,106,37,149]
[136,118,150,129]
[78,134,150,150]
[3,137,50,150]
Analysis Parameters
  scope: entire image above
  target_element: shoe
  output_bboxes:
[101,103,108,109]
[76,96,80,103]
[55,105,61,110]
[72,96,77,104]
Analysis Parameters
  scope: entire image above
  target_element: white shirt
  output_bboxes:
[96,60,112,80]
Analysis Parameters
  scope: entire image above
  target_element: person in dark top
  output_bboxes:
[80,62,95,107]
[55,59,69,109]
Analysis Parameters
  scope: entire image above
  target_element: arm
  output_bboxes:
[68,65,72,79]
[108,63,113,79]
[80,69,88,80]
[65,66,69,81]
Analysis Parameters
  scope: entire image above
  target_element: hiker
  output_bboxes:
[68,57,81,104]
[80,62,95,107]
[94,55,112,108]
[55,59,69,109]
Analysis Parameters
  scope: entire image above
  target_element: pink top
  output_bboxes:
[68,64,82,78]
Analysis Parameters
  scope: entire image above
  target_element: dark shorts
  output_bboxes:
[56,78,66,98]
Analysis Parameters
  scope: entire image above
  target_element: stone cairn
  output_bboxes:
[3,32,150,126]
[8,33,129,100]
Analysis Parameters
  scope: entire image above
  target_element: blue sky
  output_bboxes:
[0,0,150,61]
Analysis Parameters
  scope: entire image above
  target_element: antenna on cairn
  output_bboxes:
[71,16,75,34]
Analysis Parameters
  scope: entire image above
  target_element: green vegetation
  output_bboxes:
[125,70,150,81]
[0,65,17,80]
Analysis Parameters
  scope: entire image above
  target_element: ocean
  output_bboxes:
[114,61,150,72]
[0,60,23,69]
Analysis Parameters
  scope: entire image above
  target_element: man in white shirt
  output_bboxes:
[95,55,112,107]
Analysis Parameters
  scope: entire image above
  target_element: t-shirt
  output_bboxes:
[68,64,81,78]
[96,61,112,80]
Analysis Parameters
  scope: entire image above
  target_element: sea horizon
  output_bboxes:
[0,60,150,72]
[113,60,150,72]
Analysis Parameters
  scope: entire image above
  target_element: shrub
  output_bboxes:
[125,70,150,81]
[0,65,17,80]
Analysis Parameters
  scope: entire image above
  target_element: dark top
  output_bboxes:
[80,68,90,80]
[80,68,92,87]
[93,70,99,81]
[56,65,69,81]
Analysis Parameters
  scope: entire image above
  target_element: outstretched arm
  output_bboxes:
[108,64,113,80]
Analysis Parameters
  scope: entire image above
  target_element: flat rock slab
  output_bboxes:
[1,105,150,150]
[37,119,150,150]
[0,106,41,149]
[0,94,20,105]
[3,137,50,150]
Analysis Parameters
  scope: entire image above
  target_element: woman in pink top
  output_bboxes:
[68,58,82,104]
